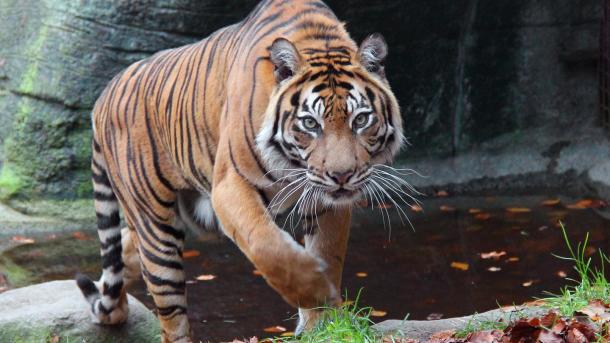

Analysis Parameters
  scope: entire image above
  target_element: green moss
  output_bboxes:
[0,255,33,287]
[9,198,94,222]
[0,164,26,200]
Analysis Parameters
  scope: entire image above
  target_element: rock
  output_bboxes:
[373,305,547,341]
[0,280,160,343]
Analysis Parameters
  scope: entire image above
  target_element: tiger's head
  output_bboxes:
[257,34,404,207]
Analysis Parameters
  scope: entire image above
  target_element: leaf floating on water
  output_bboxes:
[566,199,608,210]
[468,208,482,214]
[480,251,507,260]
[474,213,491,220]
[522,280,534,287]
[356,272,368,278]
[252,269,263,276]
[410,204,423,212]
[507,257,520,263]
[371,310,387,317]
[435,190,449,197]
[557,270,567,278]
[183,250,200,259]
[377,203,392,209]
[263,325,287,333]
[72,231,88,241]
[506,207,531,213]
[541,198,561,206]
[450,262,469,271]
[487,266,502,272]
[440,205,456,212]
[10,236,35,244]
[280,332,295,337]
[195,274,216,281]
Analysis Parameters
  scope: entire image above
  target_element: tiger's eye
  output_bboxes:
[302,117,319,130]
[354,113,368,128]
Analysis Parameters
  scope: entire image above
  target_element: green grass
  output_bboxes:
[274,291,386,343]
[454,315,509,339]
[542,222,610,316]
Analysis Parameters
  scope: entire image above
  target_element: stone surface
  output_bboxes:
[0,0,603,199]
[373,305,546,341]
[0,280,160,343]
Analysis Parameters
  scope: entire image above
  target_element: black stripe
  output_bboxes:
[102,280,124,298]
[97,212,120,230]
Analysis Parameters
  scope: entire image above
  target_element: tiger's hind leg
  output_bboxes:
[76,149,128,325]
[132,212,191,343]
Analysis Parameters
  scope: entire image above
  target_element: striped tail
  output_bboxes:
[76,139,128,325]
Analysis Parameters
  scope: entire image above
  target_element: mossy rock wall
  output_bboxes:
[0,0,602,199]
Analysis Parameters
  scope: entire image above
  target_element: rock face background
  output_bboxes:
[0,0,603,199]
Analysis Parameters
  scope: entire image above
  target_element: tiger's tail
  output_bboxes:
[76,137,128,325]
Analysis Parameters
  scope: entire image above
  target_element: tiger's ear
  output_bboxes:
[269,38,302,83]
[358,33,388,78]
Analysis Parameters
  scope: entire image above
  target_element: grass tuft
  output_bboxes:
[274,290,382,343]
[542,222,610,316]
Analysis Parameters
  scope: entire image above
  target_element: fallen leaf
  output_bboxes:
[506,207,531,213]
[342,300,354,306]
[378,203,392,209]
[450,262,469,271]
[72,231,88,240]
[10,236,35,244]
[566,199,607,210]
[507,257,520,262]
[252,269,263,276]
[469,208,482,214]
[356,272,368,278]
[186,280,196,284]
[426,313,444,320]
[436,190,449,197]
[410,204,423,212]
[541,198,561,206]
[480,251,507,260]
[475,213,491,220]
[557,270,567,278]
[567,328,588,343]
[440,205,456,212]
[487,266,502,272]
[280,332,295,337]
[183,250,200,259]
[195,274,216,281]
[263,325,287,333]
[577,300,610,323]
[469,330,503,343]
[538,225,549,231]
[371,310,387,317]
[522,280,534,287]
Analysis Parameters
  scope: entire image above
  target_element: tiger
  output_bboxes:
[75,0,404,341]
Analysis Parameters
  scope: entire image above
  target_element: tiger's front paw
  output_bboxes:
[268,252,340,309]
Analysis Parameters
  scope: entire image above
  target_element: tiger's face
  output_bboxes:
[258,34,403,207]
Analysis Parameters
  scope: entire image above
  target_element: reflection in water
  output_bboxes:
[2,196,609,341]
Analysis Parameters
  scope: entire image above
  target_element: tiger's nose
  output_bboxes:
[328,170,355,185]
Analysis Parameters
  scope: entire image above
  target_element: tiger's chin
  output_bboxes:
[320,188,363,207]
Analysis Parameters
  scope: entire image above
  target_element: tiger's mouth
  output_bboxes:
[328,188,357,198]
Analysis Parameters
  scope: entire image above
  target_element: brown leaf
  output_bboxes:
[469,208,482,214]
[469,330,503,343]
[10,236,35,244]
[436,190,449,197]
[72,231,88,241]
[506,207,531,213]
[475,213,491,220]
[440,205,456,212]
[450,262,469,271]
[411,204,423,212]
[183,250,200,259]
[577,300,610,323]
[566,199,608,210]
[506,257,520,263]
[378,203,392,209]
[480,251,507,260]
[356,272,368,278]
[263,325,287,333]
[566,328,588,343]
[538,330,564,343]
[557,270,567,278]
[371,310,387,317]
[252,269,263,276]
[541,198,561,206]
[522,280,534,287]
[428,330,454,342]
[195,274,216,281]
